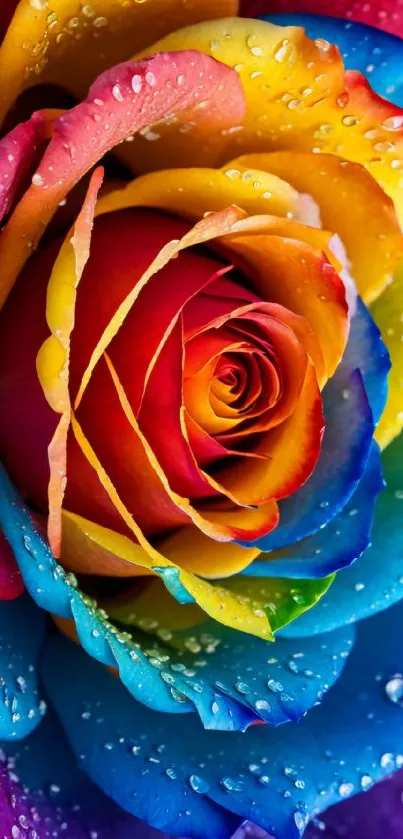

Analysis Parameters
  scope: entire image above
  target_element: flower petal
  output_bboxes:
[42,613,355,836]
[43,596,403,838]
[253,299,380,551]
[97,163,322,228]
[305,768,403,839]
[1,705,181,839]
[0,108,58,223]
[246,440,383,579]
[0,529,23,599]
[134,18,403,226]
[36,167,103,557]
[256,6,403,55]
[372,261,403,449]
[0,0,239,123]
[0,50,244,309]
[0,593,46,740]
[229,151,403,305]
[280,429,403,637]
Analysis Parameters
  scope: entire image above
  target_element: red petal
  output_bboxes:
[0,51,245,309]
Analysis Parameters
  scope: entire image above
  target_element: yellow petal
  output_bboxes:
[372,261,403,449]
[36,167,103,556]
[0,0,238,124]
[132,19,403,224]
[69,413,273,640]
[228,152,403,306]
[97,164,321,227]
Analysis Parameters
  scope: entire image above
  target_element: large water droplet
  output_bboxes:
[189,774,210,793]
[221,776,244,792]
[385,676,403,706]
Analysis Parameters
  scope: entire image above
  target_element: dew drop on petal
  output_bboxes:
[385,676,403,706]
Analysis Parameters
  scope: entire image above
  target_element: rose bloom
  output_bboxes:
[0,2,403,839]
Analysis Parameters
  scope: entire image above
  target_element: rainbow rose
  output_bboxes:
[0,1,402,838]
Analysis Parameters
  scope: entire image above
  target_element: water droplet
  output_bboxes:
[268,678,284,693]
[165,767,177,780]
[339,781,354,797]
[382,115,403,131]
[211,700,220,715]
[112,84,123,102]
[361,774,373,790]
[255,699,271,712]
[380,752,395,770]
[274,39,292,63]
[131,74,142,94]
[385,676,403,706]
[221,776,244,792]
[189,774,210,793]
[145,71,156,87]
[32,173,44,186]
[342,115,360,126]
[92,15,108,27]
[235,680,251,694]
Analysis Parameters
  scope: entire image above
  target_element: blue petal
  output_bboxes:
[42,617,354,838]
[262,14,403,106]
[342,299,390,427]
[248,298,389,554]
[0,463,348,731]
[243,441,383,579]
[44,597,403,839]
[147,617,353,726]
[280,430,403,637]
[1,704,174,839]
[248,356,374,552]
[0,593,46,740]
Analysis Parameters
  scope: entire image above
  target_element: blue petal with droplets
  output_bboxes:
[0,463,349,731]
[147,616,353,726]
[244,441,383,579]
[1,704,174,839]
[0,593,46,740]
[280,430,403,637]
[42,614,354,839]
[342,299,390,426]
[263,14,403,106]
[0,462,194,718]
[43,597,403,839]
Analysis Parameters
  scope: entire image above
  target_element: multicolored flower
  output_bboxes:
[0,1,402,837]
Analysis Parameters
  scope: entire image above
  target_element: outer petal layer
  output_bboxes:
[0,50,244,309]
[134,18,403,228]
[0,0,239,123]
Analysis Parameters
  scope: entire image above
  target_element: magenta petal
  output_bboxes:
[0,530,23,600]
[0,111,51,223]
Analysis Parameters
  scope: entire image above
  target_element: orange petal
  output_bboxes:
[219,222,348,382]
[215,361,324,505]
[160,526,258,579]
[36,167,103,557]
[133,19,403,224]
[0,0,238,124]
[231,151,403,305]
